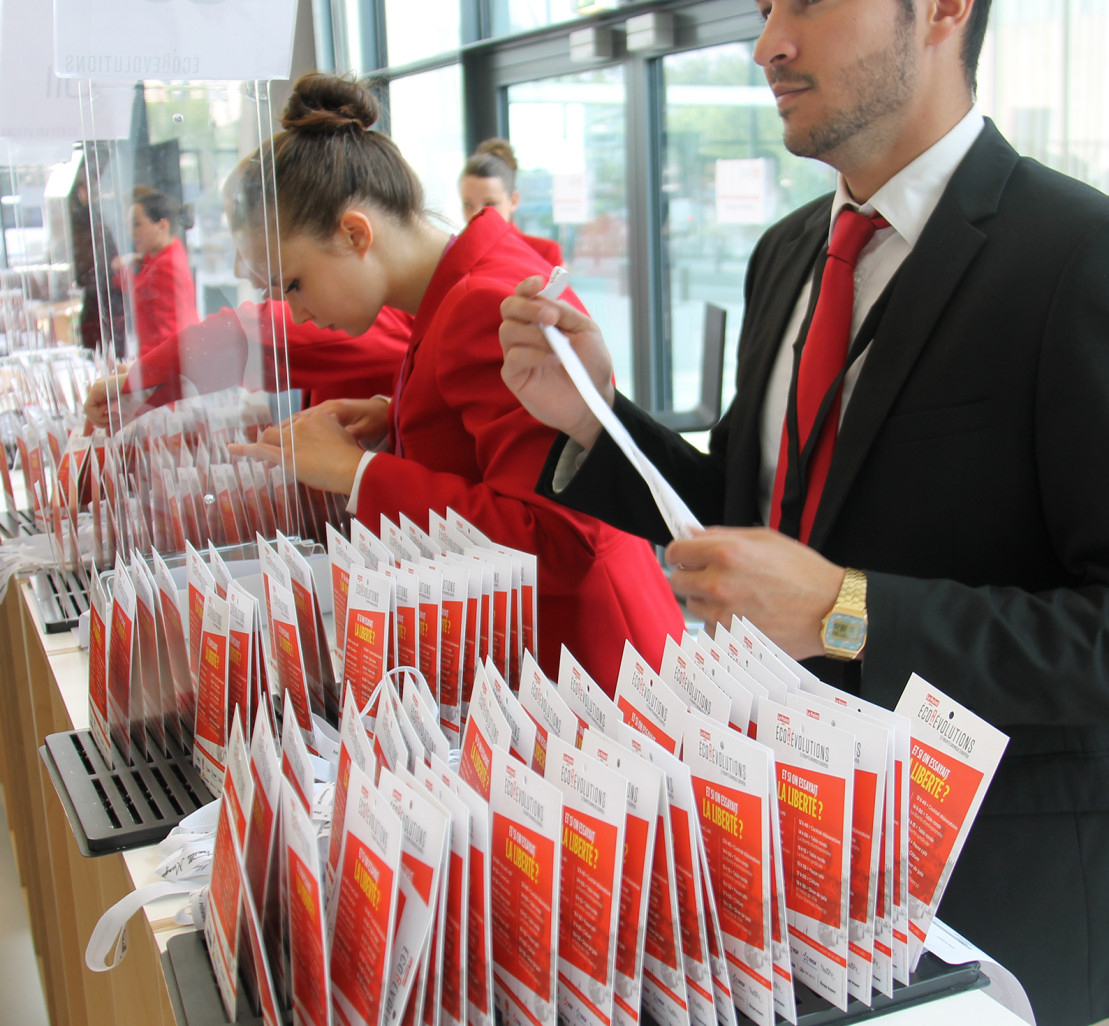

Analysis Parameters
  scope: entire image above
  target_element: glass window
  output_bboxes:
[660,42,834,441]
[507,65,632,389]
[491,0,580,38]
[388,66,466,227]
[384,0,461,66]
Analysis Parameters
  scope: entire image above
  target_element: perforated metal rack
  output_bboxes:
[40,728,214,857]
[28,567,91,633]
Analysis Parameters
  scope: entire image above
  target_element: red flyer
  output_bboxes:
[327,523,364,659]
[489,748,562,1026]
[545,735,627,1026]
[87,567,112,766]
[578,731,662,1026]
[763,699,854,1012]
[659,635,733,730]
[343,565,393,710]
[557,644,620,745]
[280,533,337,722]
[267,577,315,745]
[458,663,512,801]
[327,687,379,896]
[611,723,685,1026]
[392,562,420,675]
[152,548,194,746]
[894,673,1008,968]
[379,767,450,1026]
[226,582,258,745]
[680,633,767,739]
[193,587,231,795]
[402,678,452,769]
[450,765,493,1026]
[106,557,137,765]
[416,758,471,1026]
[283,779,332,1026]
[614,640,688,756]
[371,681,412,784]
[429,559,468,744]
[484,656,537,767]
[520,651,577,775]
[683,714,774,1026]
[205,715,253,1020]
[130,553,168,756]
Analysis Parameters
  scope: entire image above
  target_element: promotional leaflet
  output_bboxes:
[381,515,423,572]
[469,546,514,688]
[208,540,234,600]
[399,512,441,561]
[130,552,168,756]
[659,636,732,730]
[135,555,183,751]
[792,685,902,998]
[458,663,512,801]
[280,533,337,722]
[695,832,739,1026]
[152,549,195,744]
[415,759,471,1026]
[373,682,413,782]
[489,748,562,1026]
[520,651,577,775]
[429,558,468,743]
[186,541,216,692]
[226,582,259,747]
[484,656,538,768]
[392,562,421,676]
[342,565,394,710]
[106,556,137,764]
[717,622,799,695]
[544,735,627,1026]
[557,644,620,745]
[327,687,379,896]
[679,633,763,738]
[694,630,787,737]
[205,715,253,1021]
[614,640,688,757]
[736,618,823,693]
[411,560,443,705]
[387,678,426,772]
[785,692,887,1004]
[244,707,281,913]
[192,584,232,793]
[268,578,315,744]
[87,564,112,766]
[326,762,401,1026]
[448,764,494,1026]
[350,516,397,572]
[378,768,450,1026]
[766,758,797,1025]
[619,723,715,1026]
[281,779,332,1026]
[258,533,293,663]
[402,679,452,770]
[894,673,1008,968]
[327,522,366,658]
[682,715,774,1026]
[480,540,538,692]
[281,692,317,814]
[578,731,661,1026]
[763,699,854,1012]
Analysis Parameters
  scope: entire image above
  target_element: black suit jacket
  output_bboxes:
[541,121,1109,1024]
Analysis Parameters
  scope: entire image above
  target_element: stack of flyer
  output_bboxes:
[169,515,1009,1026]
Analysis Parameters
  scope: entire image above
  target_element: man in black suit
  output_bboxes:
[499,1,1109,1023]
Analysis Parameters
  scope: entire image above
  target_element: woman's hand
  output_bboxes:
[302,395,391,448]
[228,406,366,494]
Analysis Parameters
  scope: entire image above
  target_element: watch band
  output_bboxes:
[835,567,867,615]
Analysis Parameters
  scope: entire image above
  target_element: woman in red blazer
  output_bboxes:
[114,189,200,358]
[459,137,564,266]
[230,73,683,691]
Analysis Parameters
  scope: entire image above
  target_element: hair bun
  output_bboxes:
[282,72,378,135]
[475,137,517,171]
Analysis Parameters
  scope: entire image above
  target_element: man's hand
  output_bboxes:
[301,395,390,448]
[666,526,847,661]
[83,372,138,431]
[499,275,614,450]
[228,407,365,494]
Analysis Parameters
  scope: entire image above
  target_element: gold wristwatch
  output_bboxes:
[821,568,867,660]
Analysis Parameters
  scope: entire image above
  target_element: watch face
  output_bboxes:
[823,612,866,655]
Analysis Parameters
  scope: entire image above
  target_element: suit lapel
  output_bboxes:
[809,122,1020,547]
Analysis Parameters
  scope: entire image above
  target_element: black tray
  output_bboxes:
[163,931,290,1026]
[40,728,214,857]
[28,567,90,633]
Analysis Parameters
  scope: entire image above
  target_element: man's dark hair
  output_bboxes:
[962,0,992,94]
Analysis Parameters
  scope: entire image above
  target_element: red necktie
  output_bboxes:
[769,208,887,543]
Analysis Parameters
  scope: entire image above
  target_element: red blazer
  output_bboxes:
[118,237,199,357]
[356,209,684,691]
[516,227,563,267]
[123,300,411,409]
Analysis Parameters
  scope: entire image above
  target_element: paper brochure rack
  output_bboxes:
[161,925,985,1026]
[39,727,215,857]
[28,566,92,632]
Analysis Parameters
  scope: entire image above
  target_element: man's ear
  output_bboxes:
[339,208,374,256]
[926,0,974,48]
